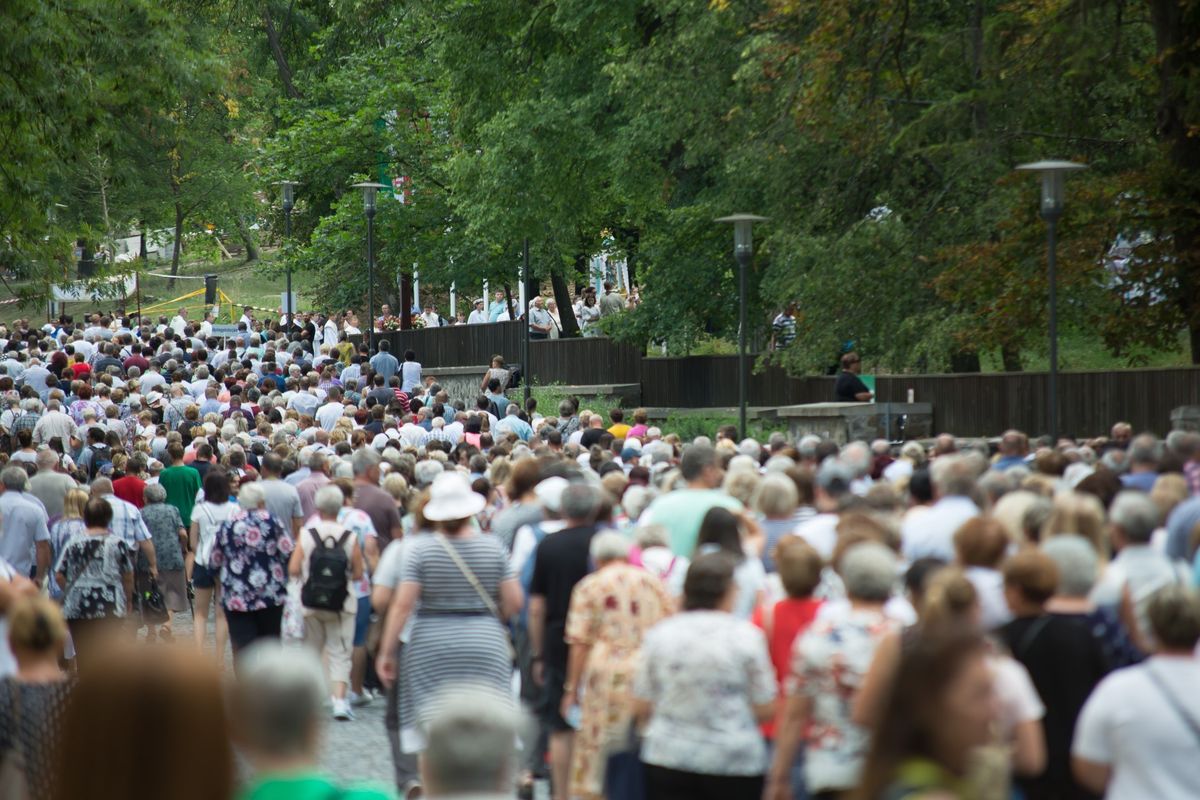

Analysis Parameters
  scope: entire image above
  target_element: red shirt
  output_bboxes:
[112,475,147,509]
[751,597,823,738]
[69,362,91,379]
[123,355,150,372]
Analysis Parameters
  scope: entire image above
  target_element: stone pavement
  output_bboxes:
[163,606,397,788]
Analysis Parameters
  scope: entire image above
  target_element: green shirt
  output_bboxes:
[158,464,202,528]
[642,488,743,557]
[240,773,397,800]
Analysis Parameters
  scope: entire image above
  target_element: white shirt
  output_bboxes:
[315,401,344,432]
[793,513,838,560]
[901,495,979,561]
[467,309,488,324]
[170,315,187,336]
[1073,656,1200,800]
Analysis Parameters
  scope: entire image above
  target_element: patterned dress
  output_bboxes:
[0,678,72,800]
[565,563,673,799]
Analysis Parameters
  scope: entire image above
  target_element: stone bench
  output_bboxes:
[775,402,933,444]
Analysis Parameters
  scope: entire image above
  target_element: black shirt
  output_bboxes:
[998,614,1110,800]
[579,428,606,449]
[528,524,597,670]
[834,370,870,402]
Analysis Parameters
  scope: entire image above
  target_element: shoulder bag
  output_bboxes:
[433,534,516,662]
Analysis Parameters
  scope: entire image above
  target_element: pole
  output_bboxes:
[523,237,531,406]
[284,208,293,329]
[736,249,750,438]
[1047,217,1058,442]
[367,207,376,353]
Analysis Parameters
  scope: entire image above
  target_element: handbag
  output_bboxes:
[0,682,31,800]
[136,576,169,626]
[433,534,517,662]
[602,722,645,800]
[281,578,306,641]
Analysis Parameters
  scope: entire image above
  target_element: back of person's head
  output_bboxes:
[919,567,978,630]
[775,536,823,599]
[840,542,897,603]
[1109,490,1160,545]
[560,483,599,522]
[230,641,325,762]
[679,442,717,482]
[682,552,737,611]
[314,484,344,516]
[82,496,113,529]
[1147,585,1200,652]
[930,455,977,498]
[952,517,1009,569]
[1002,549,1059,606]
[51,646,233,800]
[1040,534,1099,598]
[696,506,743,559]
[203,468,231,504]
[7,594,67,656]
[421,686,520,797]
[753,473,800,519]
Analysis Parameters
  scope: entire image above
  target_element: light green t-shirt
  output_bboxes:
[642,489,743,557]
[240,773,397,800]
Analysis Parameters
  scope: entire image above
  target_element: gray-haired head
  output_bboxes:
[816,459,854,497]
[1041,534,1098,597]
[1,466,28,491]
[931,454,977,498]
[560,483,599,522]
[840,542,897,602]
[314,484,344,517]
[238,481,266,510]
[230,641,326,759]
[589,531,632,564]
[840,441,871,477]
[679,442,718,482]
[414,459,444,489]
[1110,490,1160,545]
[1147,585,1200,652]
[420,686,520,796]
[144,483,168,504]
[352,448,381,480]
[634,523,670,550]
[1127,434,1161,468]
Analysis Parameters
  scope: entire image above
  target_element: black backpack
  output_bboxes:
[300,528,352,611]
[88,444,113,481]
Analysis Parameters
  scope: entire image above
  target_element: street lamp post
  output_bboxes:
[274,180,299,330]
[352,181,388,353]
[715,213,768,438]
[1015,160,1086,442]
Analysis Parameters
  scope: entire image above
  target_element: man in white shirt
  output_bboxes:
[315,387,347,432]
[901,454,980,561]
[239,307,254,328]
[467,299,488,325]
[419,305,441,328]
[32,399,77,446]
[170,307,189,336]
[139,362,166,394]
[199,311,214,339]
[1072,586,1200,800]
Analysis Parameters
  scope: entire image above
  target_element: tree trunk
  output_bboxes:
[1000,344,1022,372]
[262,4,302,100]
[236,215,259,262]
[169,202,184,292]
[949,350,981,374]
[551,270,580,337]
[400,268,414,330]
[502,283,516,320]
[1149,0,1200,363]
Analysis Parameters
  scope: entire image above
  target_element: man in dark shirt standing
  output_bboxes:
[834,351,873,402]
[528,483,599,800]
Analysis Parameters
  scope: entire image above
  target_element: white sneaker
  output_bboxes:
[332,697,354,721]
[349,690,372,708]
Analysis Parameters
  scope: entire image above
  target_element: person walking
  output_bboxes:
[290,484,363,721]
[190,468,238,662]
[53,498,133,669]
[632,553,777,800]
[561,532,674,800]
[138,483,189,640]
[376,472,522,794]
[209,482,294,659]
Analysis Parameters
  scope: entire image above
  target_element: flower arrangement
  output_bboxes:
[378,315,403,331]
[409,315,426,329]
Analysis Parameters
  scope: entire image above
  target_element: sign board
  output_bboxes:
[861,375,876,403]
[280,292,299,315]
[210,323,239,338]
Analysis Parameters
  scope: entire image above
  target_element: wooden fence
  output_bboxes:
[367,326,1200,436]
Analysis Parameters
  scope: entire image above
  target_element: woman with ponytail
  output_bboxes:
[0,595,70,800]
[853,566,1048,788]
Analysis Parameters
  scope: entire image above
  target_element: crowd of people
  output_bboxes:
[400,280,635,336]
[1,309,1200,800]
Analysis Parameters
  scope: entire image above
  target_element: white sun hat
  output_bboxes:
[422,472,487,522]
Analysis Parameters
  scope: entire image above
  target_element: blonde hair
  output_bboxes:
[1043,492,1107,558]
[775,536,824,598]
[63,488,89,520]
[919,568,978,630]
[1150,473,1189,519]
[7,594,67,653]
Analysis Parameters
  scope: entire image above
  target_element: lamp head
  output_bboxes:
[351,181,388,214]
[273,180,298,212]
[1015,161,1086,221]
[715,213,769,256]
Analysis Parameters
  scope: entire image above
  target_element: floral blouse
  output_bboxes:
[209,508,294,612]
[54,534,132,620]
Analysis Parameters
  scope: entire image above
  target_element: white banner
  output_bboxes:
[51,274,136,302]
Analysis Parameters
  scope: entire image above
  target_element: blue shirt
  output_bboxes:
[494,415,534,442]
[369,352,399,380]
[0,492,50,576]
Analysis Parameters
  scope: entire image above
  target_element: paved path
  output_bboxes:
[165,607,396,788]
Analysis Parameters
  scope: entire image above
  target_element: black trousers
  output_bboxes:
[225,605,283,659]
[643,764,764,800]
